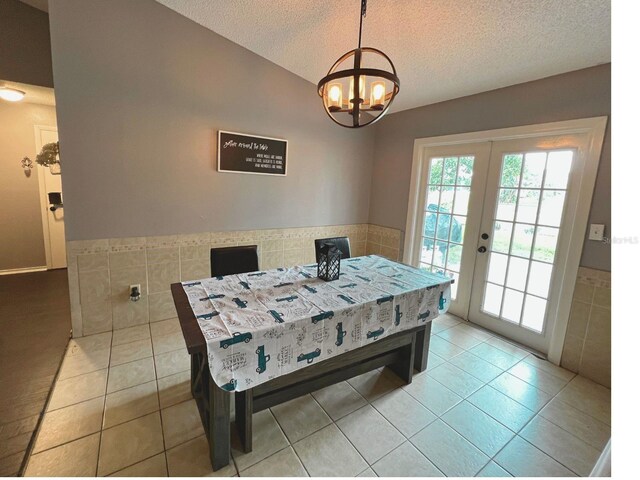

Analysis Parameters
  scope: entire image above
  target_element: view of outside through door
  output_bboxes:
[419,156,474,299]
[482,150,573,333]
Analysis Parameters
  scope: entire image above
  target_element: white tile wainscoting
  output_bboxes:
[66,224,403,337]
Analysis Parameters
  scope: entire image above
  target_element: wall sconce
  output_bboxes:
[21,157,34,177]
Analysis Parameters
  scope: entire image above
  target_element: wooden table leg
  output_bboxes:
[208,380,231,471]
[235,390,253,453]
[388,332,416,384]
[414,321,432,372]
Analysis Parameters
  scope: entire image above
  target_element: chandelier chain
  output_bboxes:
[358,0,367,48]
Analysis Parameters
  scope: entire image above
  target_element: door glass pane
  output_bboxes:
[487,253,508,284]
[522,295,547,333]
[421,154,476,302]
[483,283,503,316]
[491,221,513,254]
[527,261,553,298]
[511,224,534,258]
[480,149,573,333]
[516,189,540,224]
[502,289,524,323]
[506,257,529,291]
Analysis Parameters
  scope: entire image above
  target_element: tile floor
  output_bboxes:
[24,314,611,477]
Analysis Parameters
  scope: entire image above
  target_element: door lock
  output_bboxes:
[481,233,489,240]
[477,246,487,253]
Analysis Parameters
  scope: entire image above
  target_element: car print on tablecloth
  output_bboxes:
[219,332,253,349]
[376,294,394,305]
[366,327,385,340]
[255,345,270,374]
[232,297,248,308]
[183,281,202,288]
[340,283,358,289]
[311,310,334,324]
[418,310,431,322]
[439,291,447,311]
[197,311,219,320]
[394,305,403,326]
[247,272,267,277]
[220,379,237,391]
[355,275,371,282]
[199,293,225,301]
[302,285,317,294]
[276,295,298,303]
[238,281,250,290]
[338,294,356,305]
[274,282,294,288]
[299,271,312,279]
[297,348,321,364]
[335,322,347,346]
[268,310,285,323]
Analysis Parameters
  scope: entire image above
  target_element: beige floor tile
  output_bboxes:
[271,394,331,443]
[231,409,289,471]
[539,398,610,450]
[508,360,571,395]
[33,397,104,453]
[0,451,23,477]
[47,369,107,411]
[411,419,489,477]
[155,349,190,378]
[428,362,484,398]
[372,442,443,477]
[293,424,367,477]
[161,399,204,449]
[347,368,404,401]
[150,317,181,338]
[476,461,512,477]
[67,332,112,356]
[469,343,520,370]
[403,373,462,416]
[107,357,156,393]
[494,436,576,477]
[311,381,367,421]
[112,324,151,346]
[25,433,100,476]
[484,336,529,359]
[448,351,504,383]
[152,331,187,355]
[467,385,535,432]
[104,380,159,428]
[426,350,446,370]
[97,412,164,476]
[441,401,515,456]
[555,375,611,425]
[432,313,461,328]
[448,322,494,342]
[522,354,576,382]
[109,453,167,476]
[157,370,192,409]
[372,388,436,437]
[437,328,484,350]
[58,347,110,380]
[357,467,377,477]
[521,416,601,476]
[166,435,237,476]
[489,372,552,411]
[110,338,153,366]
[337,405,404,464]
[240,446,308,477]
[428,336,465,360]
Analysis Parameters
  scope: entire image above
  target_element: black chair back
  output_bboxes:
[314,237,351,263]
[210,245,259,277]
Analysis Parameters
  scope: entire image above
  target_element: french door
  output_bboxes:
[408,132,595,354]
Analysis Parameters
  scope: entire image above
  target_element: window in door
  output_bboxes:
[420,155,474,299]
[482,150,573,333]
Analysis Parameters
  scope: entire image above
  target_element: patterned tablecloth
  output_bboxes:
[181,255,452,392]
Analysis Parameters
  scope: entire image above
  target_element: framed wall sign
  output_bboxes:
[217,130,288,176]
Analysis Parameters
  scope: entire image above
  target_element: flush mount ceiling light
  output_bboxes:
[317,0,399,128]
[0,87,26,102]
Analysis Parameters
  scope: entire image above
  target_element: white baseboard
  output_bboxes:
[0,266,48,276]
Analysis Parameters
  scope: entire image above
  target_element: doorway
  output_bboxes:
[403,118,607,360]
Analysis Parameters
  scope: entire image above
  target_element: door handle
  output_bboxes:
[477,246,487,253]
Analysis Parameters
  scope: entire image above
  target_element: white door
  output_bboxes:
[467,135,589,352]
[36,126,66,269]
[409,133,594,354]
[409,142,491,318]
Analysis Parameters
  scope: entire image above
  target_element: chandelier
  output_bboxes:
[317,0,400,128]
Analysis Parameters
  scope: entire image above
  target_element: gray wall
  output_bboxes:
[0,0,54,88]
[0,101,56,270]
[48,0,374,241]
[369,65,611,271]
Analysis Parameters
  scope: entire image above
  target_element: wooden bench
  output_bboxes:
[171,283,432,471]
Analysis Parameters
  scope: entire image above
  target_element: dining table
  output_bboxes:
[170,254,452,470]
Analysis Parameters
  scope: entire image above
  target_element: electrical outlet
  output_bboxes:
[129,284,142,302]
[589,224,605,241]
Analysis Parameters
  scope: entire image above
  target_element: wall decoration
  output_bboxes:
[217,131,287,176]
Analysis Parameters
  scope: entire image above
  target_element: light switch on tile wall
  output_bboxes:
[588,224,605,241]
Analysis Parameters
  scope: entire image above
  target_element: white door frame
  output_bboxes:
[404,117,608,364]
[34,124,59,269]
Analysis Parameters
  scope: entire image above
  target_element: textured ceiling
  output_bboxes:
[157,0,610,113]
